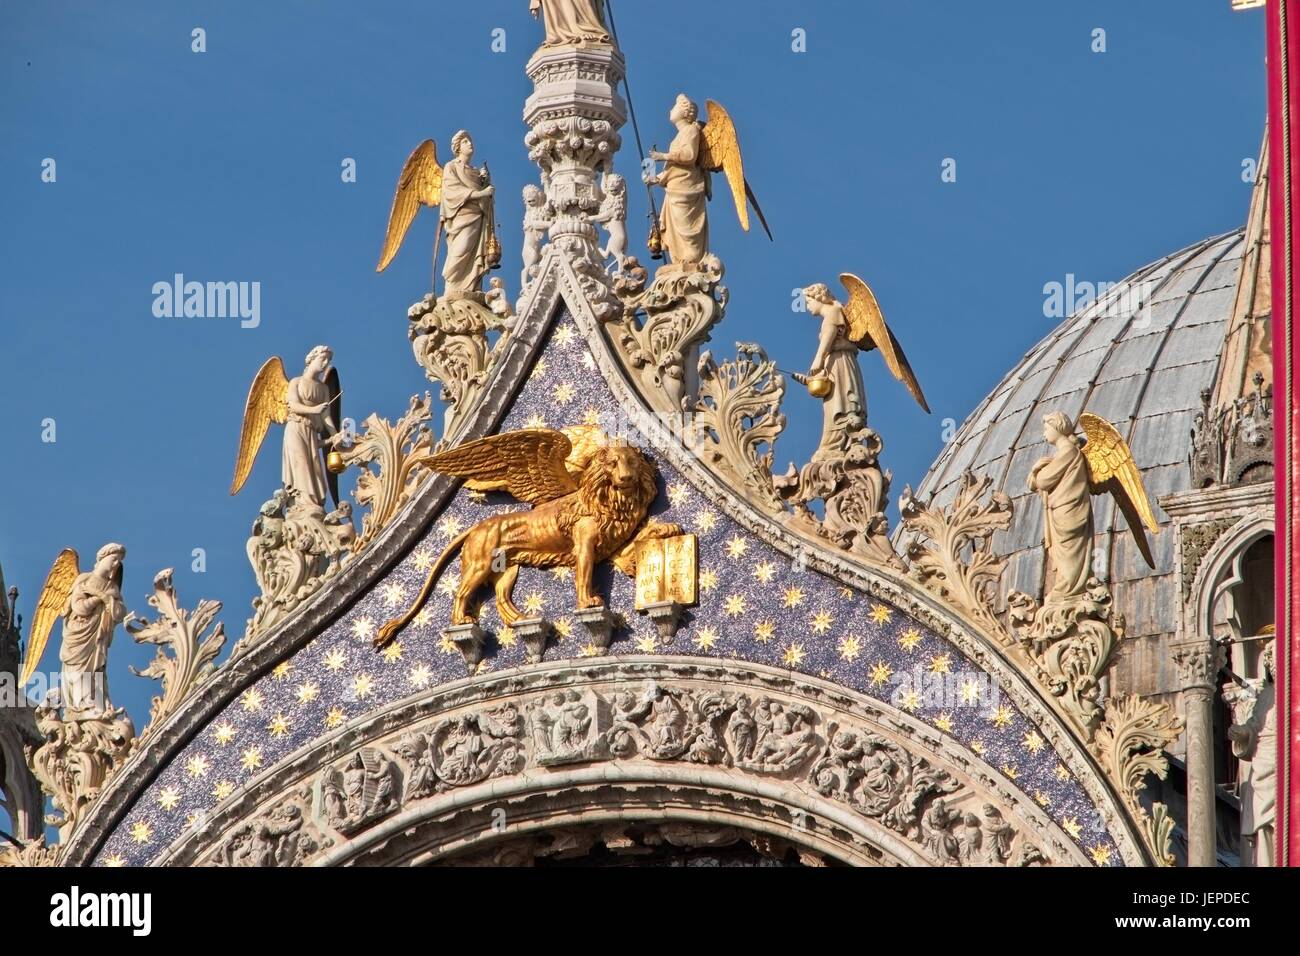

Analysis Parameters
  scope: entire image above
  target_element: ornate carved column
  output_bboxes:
[1173,639,1224,866]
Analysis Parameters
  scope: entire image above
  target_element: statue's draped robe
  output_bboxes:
[440,158,490,297]
[810,311,867,462]
[1033,443,1093,602]
[658,124,709,265]
[283,375,330,510]
[537,0,611,46]
[59,571,125,713]
[1232,682,1277,863]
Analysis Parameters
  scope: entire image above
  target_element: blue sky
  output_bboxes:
[0,0,1265,805]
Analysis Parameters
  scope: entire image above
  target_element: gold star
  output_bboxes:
[497,627,517,648]
[667,483,690,507]
[810,609,834,634]
[532,358,548,378]
[324,707,346,729]
[552,381,576,404]
[635,635,657,653]
[579,641,600,658]
[723,594,747,617]
[438,633,457,655]
[158,787,181,811]
[837,634,862,662]
[694,627,719,650]
[959,680,980,706]
[130,821,151,845]
[1022,731,1045,754]
[551,566,573,582]
[554,617,574,639]
[524,412,547,430]
[240,689,264,712]
[437,572,461,596]
[899,689,921,712]
[467,489,487,503]
[353,673,375,699]
[868,661,893,686]
[934,712,954,733]
[186,755,210,779]
[699,568,720,592]
[782,586,805,609]
[102,855,126,868]
[971,740,986,755]
[412,547,435,571]
[523,592,545,615]
[838,586,856,600]
[929,654,952,675]
[725,535,749,559]
[554,324,577,346]
[1062,816,1082,840]
[214,721,237,746]
[409,663,433,689]
[351,617,376,641]
[323,648,347,671]
[582,406,602,426]
[296,681,320,704]
[869,604,893,624]
[1034,790,1051,807]
[782,643,806,667]
[241,747,263,772]
[694,509,718,533]
[754,620,776,643]
[1054,764,1071,782]
[212,780,235,801]
[989,705,1014,729]
[271,661,292,681]
[753,560,777,584]
[898,628,922,651]
[381,640,404,663]
[1001,763,1018,780]
[413,608,433,628]
[1089,844,1111,866]
[268,713,291,738]
[382,582,407,606]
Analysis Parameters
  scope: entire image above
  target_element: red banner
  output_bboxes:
[1268,0,1300,868]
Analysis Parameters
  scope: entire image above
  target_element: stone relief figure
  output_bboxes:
[521,183,554,290]
[1226,639,1276,866]
[593,172,629,267]
[643,95,770,271]
[318,748,399,835]
[216,801,323,868]
[1027,411,1158,605]
[530,0,612,47]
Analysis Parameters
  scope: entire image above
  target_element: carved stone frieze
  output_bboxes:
[315,747,401,835]
[208,790,331,867]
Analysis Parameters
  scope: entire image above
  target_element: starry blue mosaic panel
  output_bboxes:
[93,312,1122,866]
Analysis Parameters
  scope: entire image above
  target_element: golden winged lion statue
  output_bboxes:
[374,426,681,649]
[645,95,771,267]
[230,346,343,511]
[1030,411,1159,604]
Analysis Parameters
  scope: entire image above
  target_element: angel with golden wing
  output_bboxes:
[800,274,929,459]
[376,133,498,300]
[1029,411,1159,603]
[230,345,343,513]
[643,95,771,268]
[19,544,133,717]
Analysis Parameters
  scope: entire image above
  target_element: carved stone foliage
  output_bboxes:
[607,255,728,414]
[341,392,435,550]
[408,294,512,443]
[0,836,59,867]
[210,791,331,868]
[899,470,1013,639]
[242,490,354,645]
[1179,517,1238,600]
[28,703,135,832]
[315,747,401,836]
[690,342,785,513]
[1091,694,1183,866]
[126,569,226,734]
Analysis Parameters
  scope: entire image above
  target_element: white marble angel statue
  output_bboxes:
[231,345,343,513]
[800,275,929,459]
[529,0,612,47]
[377,133,498,300]
[643,95,771,268]
[1028,411,1159,603]
[19,543,134,717]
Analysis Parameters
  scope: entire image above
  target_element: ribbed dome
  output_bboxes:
[911,229,1244,690]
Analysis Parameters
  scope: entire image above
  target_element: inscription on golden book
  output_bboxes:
[634,533,698,609]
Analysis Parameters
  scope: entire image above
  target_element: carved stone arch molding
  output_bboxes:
[153,659,1088,868]
[1190,512,1275,640]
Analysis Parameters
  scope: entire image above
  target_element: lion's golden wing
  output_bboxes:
[376,139,443,272]
[700,100,772,239]
[20,548,79,686]
[1079,412,1159,567]
[425,428,579,505]
[230,356,290,496]
[839,272,930,413]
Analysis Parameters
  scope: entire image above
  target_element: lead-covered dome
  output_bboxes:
[911,229,1244,695]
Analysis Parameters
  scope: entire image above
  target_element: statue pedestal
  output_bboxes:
[444,623,487,673]
[574,606,616,655]
[513,617,553,664]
